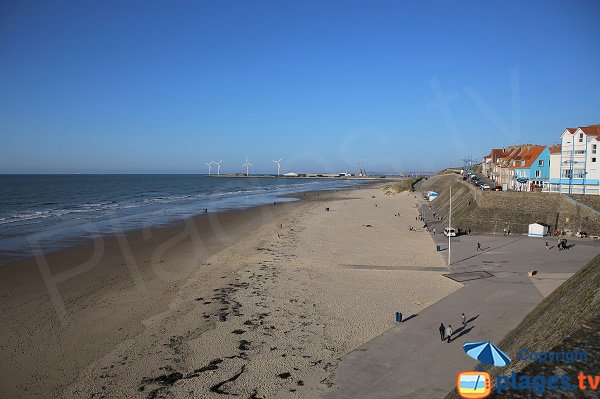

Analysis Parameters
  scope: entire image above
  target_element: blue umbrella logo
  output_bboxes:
[463,341,511,367]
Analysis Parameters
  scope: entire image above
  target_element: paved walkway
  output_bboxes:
[328,201,600,399]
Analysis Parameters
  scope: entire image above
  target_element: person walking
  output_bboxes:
[433,227,436,235]
[446,325,453,343]
[461,313,466,327]
[477,242,481,251]
[439,323,445,341]
[545,241,549,250]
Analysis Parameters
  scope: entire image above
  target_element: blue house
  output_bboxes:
[508,146,550,191]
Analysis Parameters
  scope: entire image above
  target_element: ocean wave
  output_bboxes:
[0,179,360,229]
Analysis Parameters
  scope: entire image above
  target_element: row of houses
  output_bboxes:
[481,124,600,195]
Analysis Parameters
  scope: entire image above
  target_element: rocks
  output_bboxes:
[238,340,251,351]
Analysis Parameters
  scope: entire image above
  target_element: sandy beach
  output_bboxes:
[0,185,461,398]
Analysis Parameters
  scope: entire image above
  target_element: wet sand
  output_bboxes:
[0,185,461,398]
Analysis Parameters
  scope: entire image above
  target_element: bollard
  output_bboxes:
[395,312,403,323]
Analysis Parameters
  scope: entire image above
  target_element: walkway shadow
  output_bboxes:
[453,325,466,334]
[564,243,576,250]
[451,237,524,266]
[453,315,478,335]
[449,326,474,342]
[402,314,418,322]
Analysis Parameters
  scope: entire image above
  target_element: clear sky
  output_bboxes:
[1,0,599,174]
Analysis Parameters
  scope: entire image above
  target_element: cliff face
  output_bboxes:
[418,175,600,236]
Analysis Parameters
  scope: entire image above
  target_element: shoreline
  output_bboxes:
[0,198,308,399]
[0,182,459,398]
[0,180,378,268]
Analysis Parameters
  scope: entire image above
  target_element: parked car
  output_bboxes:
[444,227,457,237]
[576,231,588,238]
[481,184,490,190]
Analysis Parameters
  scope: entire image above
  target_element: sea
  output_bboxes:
[0,174,368,265]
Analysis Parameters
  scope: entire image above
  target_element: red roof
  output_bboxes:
[579,124,600,138]
[484,148,505,162]
[498,146,527,168]
[549,144,561,154]
[508,145,546,169]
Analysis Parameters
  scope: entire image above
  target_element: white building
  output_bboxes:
[528,223,549,237]
[547,144,561,191]
[547,125,600,195]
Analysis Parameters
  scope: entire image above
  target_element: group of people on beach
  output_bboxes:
[439,313,467,343]
[547,238,569,251]
[543,238,570,251]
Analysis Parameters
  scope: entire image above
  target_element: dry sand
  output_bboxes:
[1,185,462,398]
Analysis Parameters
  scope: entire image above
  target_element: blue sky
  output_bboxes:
[1,0,599,174]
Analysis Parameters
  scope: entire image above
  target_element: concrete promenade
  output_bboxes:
[328,201,600,399]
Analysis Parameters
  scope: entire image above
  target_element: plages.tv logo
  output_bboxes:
[457,341,511,399]
[457,371,491,399]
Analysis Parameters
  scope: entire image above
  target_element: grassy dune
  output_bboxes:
[382,178,421,194]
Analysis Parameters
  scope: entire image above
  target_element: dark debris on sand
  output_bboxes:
[210,365,246,395]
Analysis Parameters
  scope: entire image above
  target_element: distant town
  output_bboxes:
[480,124,599,195]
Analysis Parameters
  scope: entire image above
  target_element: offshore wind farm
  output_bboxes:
[202,156,424,179]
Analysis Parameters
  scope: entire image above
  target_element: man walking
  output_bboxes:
[461,313,466,327]
[446,325,453,343]
[477,242,481,251]
[439,323,445,341]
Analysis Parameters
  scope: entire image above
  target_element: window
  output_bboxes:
[520,160,525,166]
[593,144,597,154]
[535,170,541,178]
[562,170,572,178]
[579,133,584,142]
[538,160,544,166]
[593,158,597,163]
[574,169,585,179]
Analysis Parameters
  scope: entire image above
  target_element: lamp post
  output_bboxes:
[448,186,452,266]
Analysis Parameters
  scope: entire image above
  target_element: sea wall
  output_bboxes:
[418,175,600,236]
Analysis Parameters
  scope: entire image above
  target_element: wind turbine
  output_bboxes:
[272,157,284,176]
[205,161,214,176]
[214,160,223,176]
[242,156,253,176]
